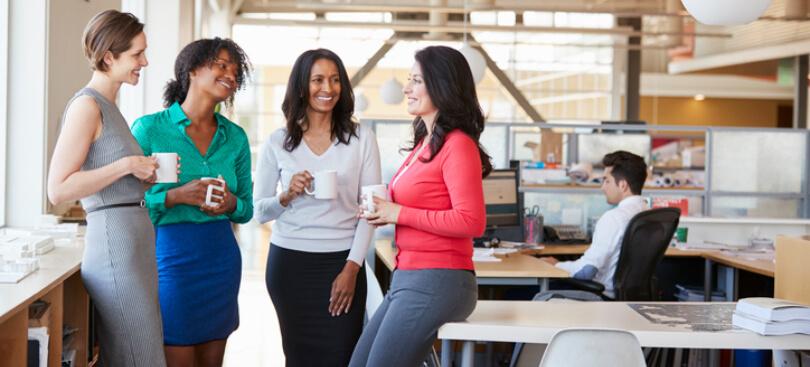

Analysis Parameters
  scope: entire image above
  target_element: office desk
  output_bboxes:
[701,250,774,303]
[375,241,569,291]
[528,244,702,258]
[526,243,773,302]
[0,244,90,367]
[439,300,810,367]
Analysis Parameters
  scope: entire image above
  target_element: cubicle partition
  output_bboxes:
[366,119,810,223]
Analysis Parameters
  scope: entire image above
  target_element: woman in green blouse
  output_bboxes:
[131,38,252,367]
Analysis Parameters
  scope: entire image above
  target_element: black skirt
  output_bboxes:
[266,244,367,367]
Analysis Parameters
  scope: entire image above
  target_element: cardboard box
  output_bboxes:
[775,236,810,306]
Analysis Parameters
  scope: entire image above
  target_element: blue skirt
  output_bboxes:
[156,220,241,345]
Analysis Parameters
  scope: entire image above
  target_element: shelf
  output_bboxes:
[652,166,706,172]
[520,183,706,196]
[680,216,810,225]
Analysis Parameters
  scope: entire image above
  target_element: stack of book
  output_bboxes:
[732,298,810,335]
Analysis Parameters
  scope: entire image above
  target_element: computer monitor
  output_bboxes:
[482,168,520,229]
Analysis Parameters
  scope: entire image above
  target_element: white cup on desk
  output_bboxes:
[361,184,388,215]
[201,176,225,207]
[152,153,178,183]
[305,170,338,200]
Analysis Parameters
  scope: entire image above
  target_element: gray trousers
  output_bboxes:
[349,269,477,367]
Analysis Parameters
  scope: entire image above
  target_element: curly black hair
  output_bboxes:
[405,46,493,178]
[281,48,357,152]
[163,37,252,108]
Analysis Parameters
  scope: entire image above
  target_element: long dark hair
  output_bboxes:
[406,46,493,178]
[163,37,251,108]
[281,48,357,152]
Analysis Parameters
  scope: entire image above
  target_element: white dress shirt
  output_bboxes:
[555,195,648,298]
[253,124,381,265]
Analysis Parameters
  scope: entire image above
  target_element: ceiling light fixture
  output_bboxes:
[681,0,772,25]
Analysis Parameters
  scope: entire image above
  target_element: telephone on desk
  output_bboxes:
[543,225,589,243]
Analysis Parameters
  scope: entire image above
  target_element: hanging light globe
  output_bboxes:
[380,77,404,105]
[681,0,772,25]
[459,42,487,85]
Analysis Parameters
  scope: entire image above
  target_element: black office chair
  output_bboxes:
[562,207,681,301]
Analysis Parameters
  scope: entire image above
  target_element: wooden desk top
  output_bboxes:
[375,241,569,279]
[531,244,773,276]
[528,244,702,258]
[377,240,774,279]
[0,243,83,324]
[439,300,810,350]
[702,251,775,278]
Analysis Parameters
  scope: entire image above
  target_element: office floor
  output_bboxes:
[223,222,285,366]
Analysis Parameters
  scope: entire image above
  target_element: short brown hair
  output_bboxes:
[82,10,144,72]
[603,151,648,195]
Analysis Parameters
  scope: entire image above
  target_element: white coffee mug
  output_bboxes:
[305,170,338,199]
[361,184,388,215]
[202,176,225,207]
[152,152,178,183]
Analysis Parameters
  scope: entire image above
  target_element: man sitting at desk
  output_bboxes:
[539,151,648,298]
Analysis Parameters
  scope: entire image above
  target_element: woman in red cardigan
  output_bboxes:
[349,45,493,367]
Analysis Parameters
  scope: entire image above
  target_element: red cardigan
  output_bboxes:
[391,129,486,270]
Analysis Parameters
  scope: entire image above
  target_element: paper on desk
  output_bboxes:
[678,240,746,251]
[500,241,543,250]
[719,249,775,261]
[473,248,502,262]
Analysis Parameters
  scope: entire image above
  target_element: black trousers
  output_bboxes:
[266,244,367,367]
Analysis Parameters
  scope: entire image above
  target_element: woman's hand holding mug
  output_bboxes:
[279,171,313,207]
[363,196,402,226]
[165,180,210,208]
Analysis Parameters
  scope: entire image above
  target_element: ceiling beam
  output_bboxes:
[238,1,689,18]
[668,38,810,74]
[350,33,398,86]
[233,17,732,38]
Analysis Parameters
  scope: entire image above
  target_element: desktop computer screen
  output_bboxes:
[482,169,520,229]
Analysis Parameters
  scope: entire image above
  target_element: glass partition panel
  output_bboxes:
[523,192,613,234]
[711,131,806,193]
[710,197,802,218]
[512,127,542,161]
[481,125,508,169]
[577,133,651,165]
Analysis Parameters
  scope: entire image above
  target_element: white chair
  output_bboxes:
[538,329,646,367]
[364,262,385,323]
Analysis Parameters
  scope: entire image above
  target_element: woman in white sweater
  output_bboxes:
[253,48,381,366]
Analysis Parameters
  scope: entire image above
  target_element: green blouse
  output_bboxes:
[131,102,253,226]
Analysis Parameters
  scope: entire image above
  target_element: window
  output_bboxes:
[0,0,9,226]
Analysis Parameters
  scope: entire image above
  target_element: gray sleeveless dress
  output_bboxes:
[69,88,166,367]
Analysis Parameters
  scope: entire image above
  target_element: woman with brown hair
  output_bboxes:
[47,10,166,367]
[350,45,491,367]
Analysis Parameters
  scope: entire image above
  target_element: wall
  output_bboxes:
[640,96,792,127]
[0,0,7,226]
[47,0,121,215]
